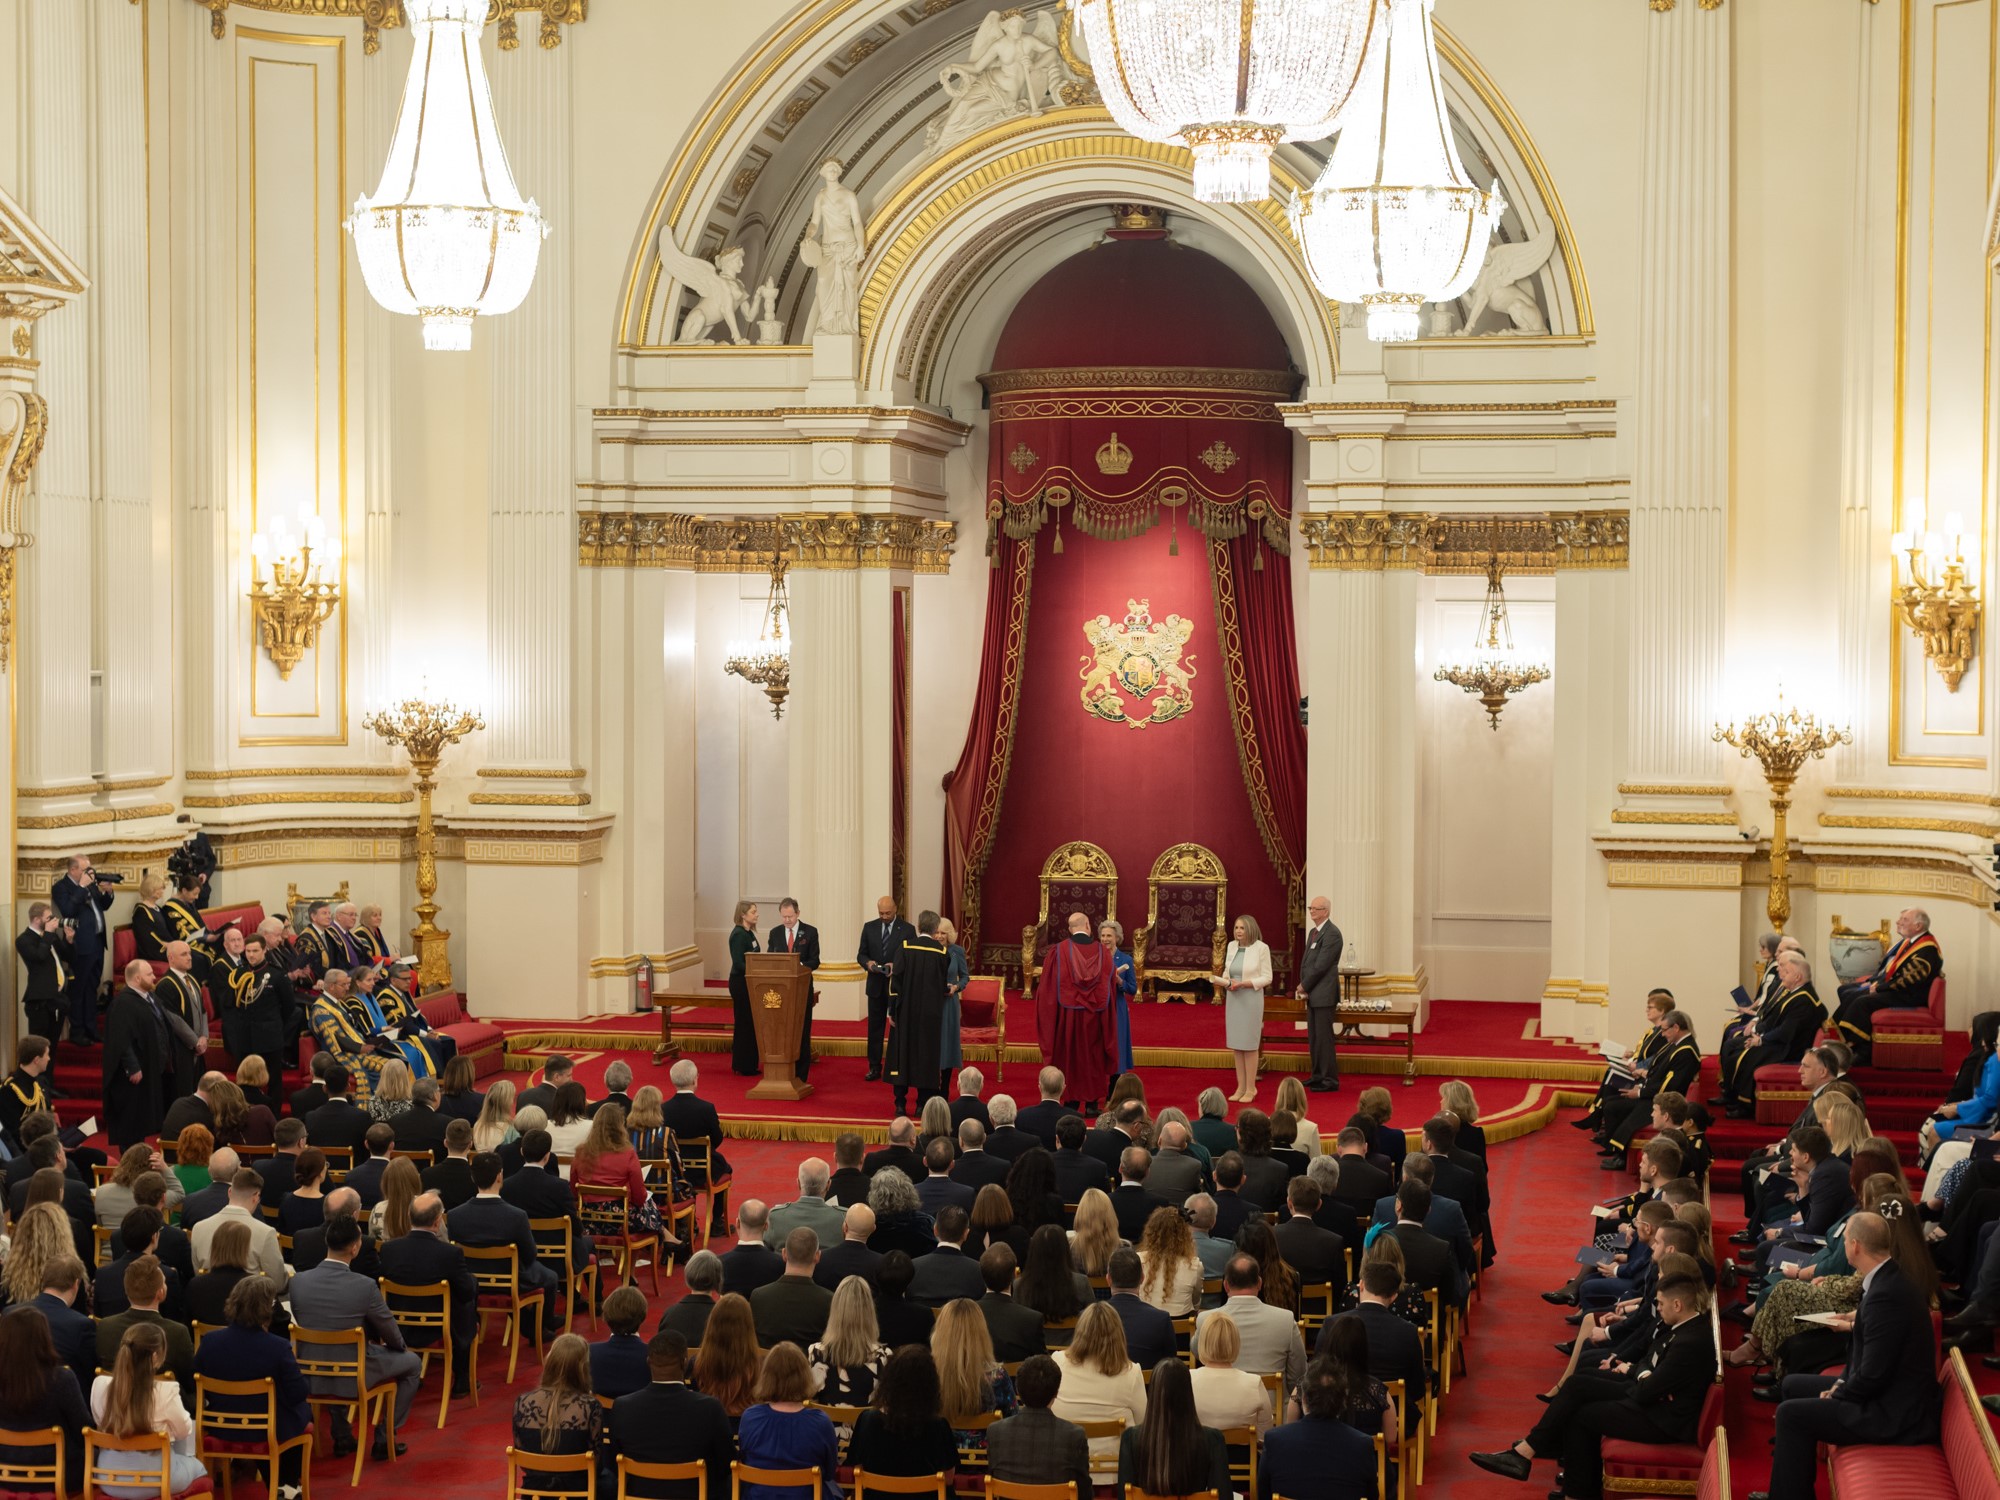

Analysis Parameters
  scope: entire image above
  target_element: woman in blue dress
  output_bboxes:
[1926,1011,2000,1156]
[937,918,970,1081]
[1098,920,1137,1076]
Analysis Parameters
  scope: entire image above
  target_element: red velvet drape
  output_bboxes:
[939,536,1034,956]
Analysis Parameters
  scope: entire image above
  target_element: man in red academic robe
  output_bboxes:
[1034,913,1118,1113]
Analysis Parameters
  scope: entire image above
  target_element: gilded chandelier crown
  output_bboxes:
[1095,431,1133,476]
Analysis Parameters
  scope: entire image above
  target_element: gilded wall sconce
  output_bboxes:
[248,511,341,680]
[1892,512,1980,691]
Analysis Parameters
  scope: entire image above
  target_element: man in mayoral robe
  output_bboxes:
[1035,912,1118,1113]
[886,911,951,1116]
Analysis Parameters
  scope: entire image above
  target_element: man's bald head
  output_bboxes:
[876,897,897,921]
[165,941,192,971]
[888,1117,915,1146]
[843,1203,876,1241]
[1067,912,1091,935]
[208,1147,241,1181]
[325,1186,361,1220]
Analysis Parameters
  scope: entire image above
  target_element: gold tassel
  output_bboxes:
[1052,507,1064,554]
[1169,512,1180,556]
[1254,546,1264,571]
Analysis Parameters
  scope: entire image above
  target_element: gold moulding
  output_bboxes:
[1608,810,1739,826]
[579,510,957,573]
[1818,813,1999,838]
[182,791,415,807]
[1300,510,1629,574]
[193,0,585,54]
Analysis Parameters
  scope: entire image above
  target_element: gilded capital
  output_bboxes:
[1299,510,1629,573]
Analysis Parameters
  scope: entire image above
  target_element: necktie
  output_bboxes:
[788,927,797,952]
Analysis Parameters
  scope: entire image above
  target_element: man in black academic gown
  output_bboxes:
[103,961,171,1150]
[217,928,288,1090]
[885,911,950,1117]
[768,899,821,1081]
[154,942,212,1104]
[857,898,915,1083]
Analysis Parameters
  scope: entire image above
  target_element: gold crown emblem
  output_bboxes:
[1095,431,1133,476]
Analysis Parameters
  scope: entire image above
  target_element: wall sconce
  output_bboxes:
[1891,510,1980,691]
[249,510,341,680]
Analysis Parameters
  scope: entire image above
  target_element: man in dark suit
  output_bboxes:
[303,1069,371,1155]
[607,1331,737,1500]
[51,859,114,1045]
[769,899,821,1081]
[1473,1268,1717,1493]
[1015,1069,1073,1150]
[288,1188,380,1280]
[1371,1156,1477,1285]
[390,1079,451,1162]
[514,1056,574,1117]
[719,1201,784,1297]
[1319,1260,1427,1434]
[345,1125,396,1209]
[978,1246,1046,1361]
[1105,1248,1174,1367]
[289,1054,335,1122]
[1147,1122,1209,1203]
[422,1119,480,1210]
[1743,1128,1854,1277]
[377,1191,478,1397]
[1110,1149,1170,1242]
[661,1060,731,1236]
[255,1118,307,1214]
[814,1204,884,1291]
[750,1228,835,1348]
[15,904,74,1046]
[95,1209,185,1320]
[591,1286,654,1399]
[949,1071,991,1134]
[1084,1102,1145,1175]
[500,1129,586,1268]
[659,1251,723,1343]
[917,1139,975,1217]
[179,1145,239,1234]
[588,1061,634,1122]
[1388,1182,1463,1308]
[858,897,915,1081]
[986,1355,1090,1496]
[1051,1114,1112,1208]
[827,1134,871,1208]
[863,1117,923,1181]
[1753,1214,1938,1500]
[289,1217,421,1457]
[448,1153,559,1330]
[1330,1129,1391,1212]
[1294,896,1344,1090]
[949,1120,1010,1191]
[1211,1153,1259,1240]
[1274,1178,1346,1289]
[9,1137,94,1230]
[1421,1115,1493,1255]
[159,1076,219,1148]
[910,1207,985,1306]
[16,1254,96,1392]
[983,1096,1041,1163]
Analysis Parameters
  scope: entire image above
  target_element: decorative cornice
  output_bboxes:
[190,0,584,54]
[1824,786,2000,806]
[16,802,176,830]
[476,767,587,779]
[591,406,972,439]
[466,792,593,806]
[578,511,957,573]
[1818,813,1998,837]
[183,766,406,780]
[1617,783,1733,798]
[1609,810,1739,825]
[1299,510,1629,573]
[587,944,703,979]
[978,366,1298,399]
[1647,0,1724,10]
[183,791,416,807]
[17,775,172,798]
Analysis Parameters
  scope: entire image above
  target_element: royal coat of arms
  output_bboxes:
[1080,599,1196,728]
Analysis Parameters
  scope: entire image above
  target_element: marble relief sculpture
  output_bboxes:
[1455,221,1557,336]
[800,158,866,336]
[655,228,756,344]
[923,8,1076,157]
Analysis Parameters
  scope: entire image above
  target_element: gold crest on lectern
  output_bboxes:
[1080,598,1196,728]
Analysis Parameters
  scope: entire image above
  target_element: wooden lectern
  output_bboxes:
[744,953,814,1101]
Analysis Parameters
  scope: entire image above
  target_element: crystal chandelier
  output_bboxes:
[344,0,549,351]
[1290,0,1503,341]
[1434,555,1549,730]
[725,558,793,719]
[1071,0,1378,204]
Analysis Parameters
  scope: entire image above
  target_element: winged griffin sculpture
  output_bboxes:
[1456,220,1557,336]
[655,226,756,345]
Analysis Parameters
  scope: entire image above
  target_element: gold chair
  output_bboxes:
[678,1138,731,1251]
[92,1225,114,1268]
[983,1483,1077,1500]
[852,1473,949,1500]
[1076,1419,1125,1491]
[83,1427,201,1500]
[191,1322,223,1349]
[617,1458,709,1500]
[730,1463,822,1500]
[1170,1315,1196,1367]
[194,1373,316,1500]
[576,1184,665,1296]
[290,1324,398,1488]
[1295,1282,1338,1339]
[806,1404,864,1466]
[0,1425,66,1500]
[1258,1372,1284,1427]
[1123,1490,1217,1500]
[1220,1426,1259,1500]
[529,1215,601,1335]
[1018,842,1119,989]
[951,1412,1004,1488]
[1131,844,1228,1001]
[506,1447,598,1500]
[1042,1317,1079,1349]
[1381,1377,1420,1497]
[380,1276,477,1426]
[463,1243,548,1383]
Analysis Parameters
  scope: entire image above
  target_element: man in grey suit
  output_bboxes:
[765,1158,846,1249]
[1147,1122,1209,1202]
[1295,895,1344,1091]
[1194,1255,1307,1394]
[289,1215,422,1459]
[986,1355,1091,1494]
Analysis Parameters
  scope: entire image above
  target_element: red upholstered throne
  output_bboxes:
[1875,975,1948,1072]
[1133,843,1228,1000]
[1019,841,1118,990]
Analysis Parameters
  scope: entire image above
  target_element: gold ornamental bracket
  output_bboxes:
[1299,509,1629,574]
[189,0,583,55]
[1891,517,1981,692]
[577,510,956,574]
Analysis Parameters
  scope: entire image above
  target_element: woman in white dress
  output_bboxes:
[90,1323,205,1498]
[1187,1314,1273,1435]
[1219,916,1273,1104]
[1274,1076,1324,1157]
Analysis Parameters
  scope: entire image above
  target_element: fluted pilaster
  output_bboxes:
[1308,568,1383,965]
[1836,5,1883,778]
[484,39,574,769]
[788,568,867,1013]
[355,25,399,757]
[1627,2,1730,783]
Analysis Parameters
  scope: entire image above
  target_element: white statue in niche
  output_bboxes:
[923,8,1074,157]
[1455,220,1557,336]
[800,158,866,336]
[655,227,756,344]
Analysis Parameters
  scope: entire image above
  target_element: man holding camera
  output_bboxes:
[16,904,74,1044]
[51,856,117,1045]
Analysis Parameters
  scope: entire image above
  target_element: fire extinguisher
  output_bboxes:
[634,957,655,1014]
